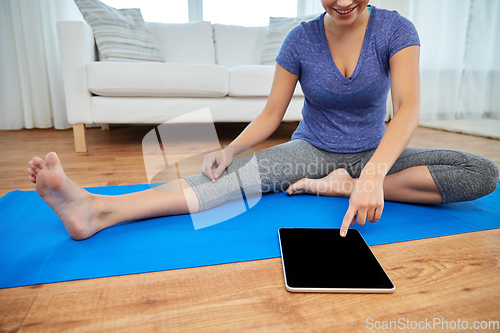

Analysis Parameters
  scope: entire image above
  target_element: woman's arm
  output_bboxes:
[202,64,299,181]
[365,45,421,175]
[340,45,420,236]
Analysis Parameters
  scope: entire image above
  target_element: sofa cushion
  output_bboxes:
[147,21,216,65]
[260,14,317,65]
[212,24,267,68]
[90,96,304,123]
[87,62,228,97]
[228,65,303,97]
[75,0,164,62]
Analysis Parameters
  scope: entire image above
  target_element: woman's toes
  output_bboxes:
[28,160,37,170]
[32,156,47,170]
[27,168,36,176]
[288,179,311,195]
[286,183,299,195]
[29,175,36,183]
[45,152,61,170]
[29,159,44,174]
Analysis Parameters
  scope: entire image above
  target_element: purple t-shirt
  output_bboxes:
[276,6,420,153]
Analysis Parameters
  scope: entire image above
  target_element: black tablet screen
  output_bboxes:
[279,228,394,290]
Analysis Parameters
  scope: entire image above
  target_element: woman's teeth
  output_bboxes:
[335,7,355,14]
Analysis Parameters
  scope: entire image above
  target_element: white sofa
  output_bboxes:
[56,20,306,152]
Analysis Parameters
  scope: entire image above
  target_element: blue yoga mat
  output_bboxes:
[1,181,499,289]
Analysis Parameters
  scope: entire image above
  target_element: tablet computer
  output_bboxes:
[278,228,395,293]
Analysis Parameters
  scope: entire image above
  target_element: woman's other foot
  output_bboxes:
[286,168,356,197]
[27,152,102,240]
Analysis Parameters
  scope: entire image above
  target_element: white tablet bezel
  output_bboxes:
[278,228,395,293]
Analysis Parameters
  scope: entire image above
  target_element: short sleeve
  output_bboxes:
[388,13,420,59]
[275,25,302,76]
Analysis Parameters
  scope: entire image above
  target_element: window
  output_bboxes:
[203,0,297,26]
[100,0,189,23]
[99,0,298,25]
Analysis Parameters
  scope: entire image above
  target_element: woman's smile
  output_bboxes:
[333,5,358,17]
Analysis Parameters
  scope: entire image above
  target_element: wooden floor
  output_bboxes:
[1,123,499,332]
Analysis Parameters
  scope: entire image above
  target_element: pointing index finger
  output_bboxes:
[340,206,356,237]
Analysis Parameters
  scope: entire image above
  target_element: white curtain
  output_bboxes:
[0,0,82,130]
[301,0,500,120]
[297,0,324,16]
[458,0,500,119]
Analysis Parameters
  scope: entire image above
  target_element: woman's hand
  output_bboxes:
[201,149,233,182]
[198,64,297,182]
[340,174,384,237]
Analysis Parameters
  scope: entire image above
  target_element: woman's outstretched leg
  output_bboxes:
[28,152,200,240]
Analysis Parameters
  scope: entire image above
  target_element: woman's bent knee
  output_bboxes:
[476,157,499,198]
[433,152,498,204]
[461,155,498,202]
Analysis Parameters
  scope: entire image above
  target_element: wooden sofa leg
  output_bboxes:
[101,123,109,131]
[73,124,87,153]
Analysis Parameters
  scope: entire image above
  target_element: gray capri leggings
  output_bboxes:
[184,139,499,212]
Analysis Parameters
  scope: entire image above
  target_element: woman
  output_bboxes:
[27,0,498,240]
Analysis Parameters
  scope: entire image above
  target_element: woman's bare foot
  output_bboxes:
[286,168,356,197]
[28,152,102,240]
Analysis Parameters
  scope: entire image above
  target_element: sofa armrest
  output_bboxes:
[385,89,393,121]
[57,21,95,124]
